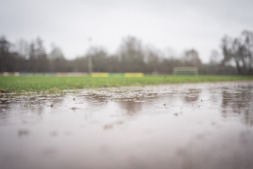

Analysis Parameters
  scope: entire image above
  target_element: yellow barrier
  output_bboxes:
[124,73,144,77]
[91,73,109,77]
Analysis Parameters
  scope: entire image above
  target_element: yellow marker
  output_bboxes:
[124,73,144,77]
[91,73,109,77]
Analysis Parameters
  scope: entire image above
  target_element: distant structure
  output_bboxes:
[173,67,198,75]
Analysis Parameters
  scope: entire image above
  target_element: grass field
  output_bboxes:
[0,75,253,92]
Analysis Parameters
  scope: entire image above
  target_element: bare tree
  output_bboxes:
[144,47,161,73]
[15,38,29,59]
[209,50,221,65]
[0,36,11,72]
[182,49,202,67]
[49,46,66,72]
[220,30,253,75]
[118,36,145,72]
[86,47,109,72]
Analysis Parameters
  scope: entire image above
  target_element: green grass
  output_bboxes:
[0,75,253,93]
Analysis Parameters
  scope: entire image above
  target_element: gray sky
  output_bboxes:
[1,0,253,62]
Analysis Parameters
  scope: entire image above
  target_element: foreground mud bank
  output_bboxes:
[0,81,253,169]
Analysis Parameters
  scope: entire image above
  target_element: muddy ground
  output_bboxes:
[0,81,253,169]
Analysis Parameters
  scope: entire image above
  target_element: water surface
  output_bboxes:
[0,82,253,169]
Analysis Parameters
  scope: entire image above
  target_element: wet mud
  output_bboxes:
[0,81,253,169]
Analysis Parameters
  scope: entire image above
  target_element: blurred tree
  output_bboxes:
[49,46,67,72]
[27,38,49,72]
[15,39,29,59]
[0,36,23,72]
[182,49,202,67]
[35,38,49,72]
[0,36,11,72]
[241,30,253,74]
[2,33,250,75]
[209,50,221,65]
[86,47,109,72]
[144,47,161,73]
[118,36,145,72]
[108,54,121,72]
[71,57,87,72]
[220,30,253,75]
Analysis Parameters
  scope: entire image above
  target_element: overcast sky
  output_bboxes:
[1,0,253,62]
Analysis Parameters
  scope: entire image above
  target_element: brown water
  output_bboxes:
[0,82,253,169]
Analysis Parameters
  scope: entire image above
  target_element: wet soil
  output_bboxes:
[0,81,253,169]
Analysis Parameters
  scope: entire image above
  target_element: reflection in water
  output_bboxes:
[84,93,110,104]
[118,101,143,115]
[222,85,253,126]
[0,94,65,125]
[184,88,201,103]
[0,82,253,169]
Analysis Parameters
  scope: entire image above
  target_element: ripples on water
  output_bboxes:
[0,82,253,169]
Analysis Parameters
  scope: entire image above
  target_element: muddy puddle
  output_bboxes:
[0,81,253,169]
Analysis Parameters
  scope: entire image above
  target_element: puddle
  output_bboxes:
[0,81,253,169]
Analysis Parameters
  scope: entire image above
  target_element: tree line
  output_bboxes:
[0,30,252,75]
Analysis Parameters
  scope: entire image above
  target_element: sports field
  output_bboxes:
[0,75,253,92]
